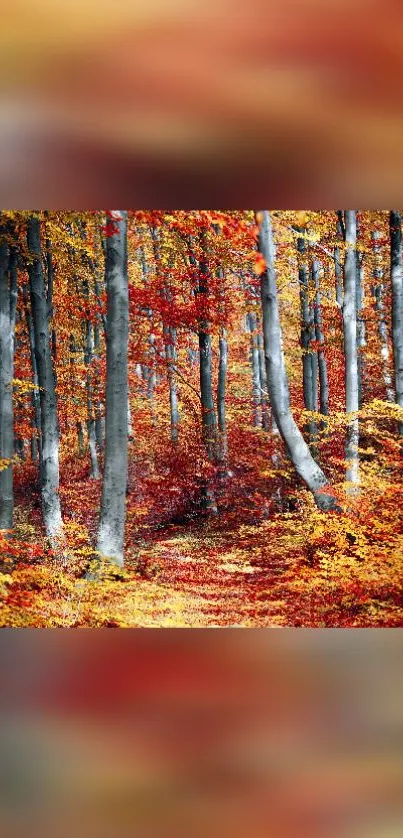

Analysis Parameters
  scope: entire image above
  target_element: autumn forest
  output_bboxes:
[0,209,402,627]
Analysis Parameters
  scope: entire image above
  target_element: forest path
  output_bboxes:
[7,501,307,627]
[121,522,300,627]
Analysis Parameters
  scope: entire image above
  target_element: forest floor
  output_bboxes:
[2,429,403,627]
[2,484,403,627]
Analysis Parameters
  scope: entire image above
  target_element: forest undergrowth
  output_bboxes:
[2,412,402,628]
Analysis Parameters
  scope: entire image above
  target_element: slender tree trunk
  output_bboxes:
[297,233,317,444]
[257,325,270,431]
[189,232,219,513]
[343,210,360,490]
[312,259,329,418]
[372,230,394,402]
[258,211,338,511]
[44,212,57,368]
[22,285,41,463]
[97,211,129,566]
[247,310,262,427]
[27,215,63,542]
[198,233,218,463]
[84,319,100,479]
[164,325,179,443]
[0,231,17,531]
[217,326,228,460]
[335,217,344,309]
[151,227,180,443]
[390,211,403,434]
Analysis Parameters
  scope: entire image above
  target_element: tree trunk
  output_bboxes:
[372,230,394,402]
[335,217,344,309]
[164,325,179,443]
[151,226,180,444]
[27,215,64,542]
[297,232,317,444]
[0,230,17,531]
[44,212,57,368]
[343,210,360,490]
[84,319,100,479]
[390,211,403,434]
[217,326,228,460]
[312,259,329,418]
[258,211,338,511]
[198,233,218,464]
[247,310,262,427]
[22,285,42,463]
[257,325,270,431]
[97,211,129,566]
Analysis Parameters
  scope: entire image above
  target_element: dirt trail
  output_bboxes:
[124,524,297,627]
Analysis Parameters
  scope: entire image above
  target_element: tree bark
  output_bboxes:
[258,211,338,511]
[343,210,360,490]
[22,285,42,463]
[84,319,100,479]
[151,227,179,443]
[372,230,394,402]
[297,232,317,444]
[334,216,344,309]
[312,259,329,418]
[27,215,64,542]
[198,232,218,466]
[247,310,262,427]
[0,228,17,531]
[97,211,129,566]
[390,211,403,434]
[256,324,270,431]
[217,326,228,460]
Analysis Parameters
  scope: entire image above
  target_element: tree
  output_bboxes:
[297,230,317,444]
[258,210,338,511]
[372,229,394,402]
[312,258,329,419]
[97,211,129,566]
[27,214,64,543]
[0,221,18,531]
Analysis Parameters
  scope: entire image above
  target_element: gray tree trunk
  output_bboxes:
[335,217,344,309]
[372,230,394,402]
[97,211,129,566]
[198,233,218,465]
[163,325,179,443]
[258,211,337,511]
[312,259,329,418]
[343,211,360,490]
[27,215,64,541]
[84,319,100,479]
[297,233,317,443]
[247,310,262,427]
[256,325,270,431]
[217,326,228,460]
[0,229,17,531]
[390,211,403,434]
[151,226,180,443]
[22,285,42,463]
